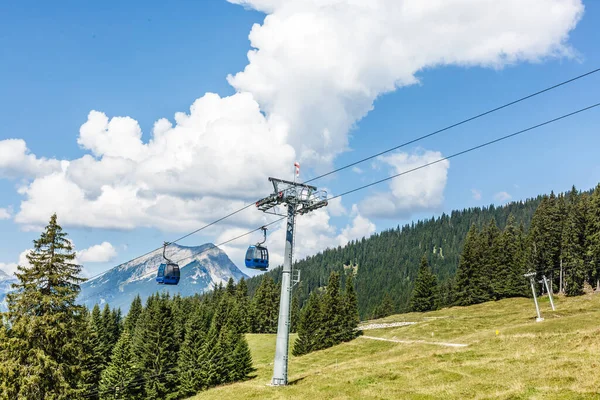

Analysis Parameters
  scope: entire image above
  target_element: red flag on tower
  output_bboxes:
[294,161,300,177]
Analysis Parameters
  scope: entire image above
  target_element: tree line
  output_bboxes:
[404,185,600,314]
[0,215,253,400]
[247,184,600,318]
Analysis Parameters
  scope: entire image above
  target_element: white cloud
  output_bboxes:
[494,191,512,203]
[352,167,363,174]
[0,249,32,277]
[3,0,584,234]
[359,150,449,218]
[471,189,482,201]
[77,242,118,263]
[0,139,62,179]
[0,208,11,220]
[228,0,583,169]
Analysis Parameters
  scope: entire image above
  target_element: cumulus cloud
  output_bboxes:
[0,139,63,179]
[471,189,482,201]
[0,249,33,276]
[0,208,11,220]
[494,191,512,203]
[77,242,118,263]
[3,0,584,236]
[359,150,449,218]
[228,0,583,169]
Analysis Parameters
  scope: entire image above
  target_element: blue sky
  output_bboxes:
[1,0,599,278]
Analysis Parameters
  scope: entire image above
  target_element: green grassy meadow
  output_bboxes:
[190,293,600,399]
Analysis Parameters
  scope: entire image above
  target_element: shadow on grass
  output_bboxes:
[287,376,307,386]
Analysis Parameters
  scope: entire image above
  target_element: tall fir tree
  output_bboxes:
[78,309,105,399]
[455,224,489,306]
[235,277,251,333]
[587,184,600,291]
[292,291,323,356]
[132,294,178,399]
[176,307,209,398]
[563,187,587,295]
[124,295,143,333]
[319,272,344,348]
[98,330,142,400]
[342,273,360,341]
[409,255,438,312]
[290,289,300,334]
[2,214,87,399]
[373,292,395,319]
[251,275,279,333]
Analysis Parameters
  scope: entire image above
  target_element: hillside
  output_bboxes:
[78,243,247,313]
[248,185,599,318]
[248,192,547,318]
[188,293,600,399]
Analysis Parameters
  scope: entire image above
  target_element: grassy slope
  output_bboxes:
[191,294,600,399]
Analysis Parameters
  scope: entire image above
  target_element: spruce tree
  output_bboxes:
[251,275,279,333]
[235,277,251,333]
[500,215,528,297]
[455,224,489,306]
[292,291,322,356]
[3,213,86,399]
[78,309,105,399]
[176,307,208,398]
[124,295,143,333]
[409,255,438,312]
[319,272,345,348]
[342,273,360,340]
[132,294,178,399]
[100,304,118,364]
[373,293,394,319]
[587,184,600,291]
[98,331,142,400]
[563,187,587,296]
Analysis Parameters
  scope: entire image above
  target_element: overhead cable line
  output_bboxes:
[83,68,600,280]
[328,102,600,201]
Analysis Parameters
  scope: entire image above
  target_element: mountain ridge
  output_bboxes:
[79,242,248,313]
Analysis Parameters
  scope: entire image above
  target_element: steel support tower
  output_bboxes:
[255,177,328,386]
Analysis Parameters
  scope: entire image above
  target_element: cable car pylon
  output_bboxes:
[255,164,328,386]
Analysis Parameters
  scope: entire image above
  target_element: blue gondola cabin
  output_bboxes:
[245,245,269,270]
[156,262,180,285]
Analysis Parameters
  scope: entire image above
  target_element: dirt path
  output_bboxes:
[359,335,468,348]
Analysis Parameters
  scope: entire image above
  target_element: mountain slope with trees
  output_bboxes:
[247,184,600,318]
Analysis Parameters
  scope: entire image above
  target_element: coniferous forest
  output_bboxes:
[247,184,600,319]
[2,184,600,398]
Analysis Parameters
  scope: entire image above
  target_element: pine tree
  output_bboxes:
[481,218,502,299]
[563,187,587,296]
[176,307,208,398]
[319,272,345,348]
[292,291,323,356]
[235,277,251,333]
[78,309,105,399]
[499,215,528,297]
[587,184,600,291]
[3,213,87,399]
[251,275,279,333]
[100,304,118,364]
[132,294,178,399]
[455,224,489,306]
[342,273,360,341]
[124,295,143,333]
[409,255,438,312]
[373,292,394,319]
[98,331,142,400]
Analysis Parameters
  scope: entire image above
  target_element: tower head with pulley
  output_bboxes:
[245,226,269,271]
[156,241,181,285]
